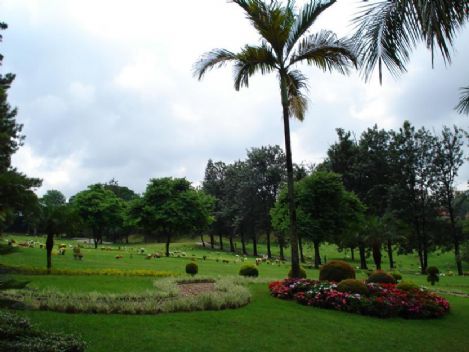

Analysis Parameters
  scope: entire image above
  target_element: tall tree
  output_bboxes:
[40,190,75,272]
[353,0,469,112]
[0,23,41,232]
[202,160,228,250]
[434,126,466,275]
[70,184,125,248]
[194,0,356,277]
[134,178,214,256]
[389,122,438,273]
[246,145,286,258]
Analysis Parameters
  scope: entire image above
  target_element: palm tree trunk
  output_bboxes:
[280,73,300,277]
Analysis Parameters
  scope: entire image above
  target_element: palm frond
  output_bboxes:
[231,0,294,54]
[233,43,278,90]
[193,49,237,80]
[289,30,356,74]
[353,0,418,83]
[285,0,336,56]
[455,86,469,115]
[285,69,308,121]
[418,0,468,66]
[353,0,468,83]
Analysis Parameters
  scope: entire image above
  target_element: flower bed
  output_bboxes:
[269,279,449,319]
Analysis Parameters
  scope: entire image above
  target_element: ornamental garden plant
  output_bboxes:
[268,278,449,319]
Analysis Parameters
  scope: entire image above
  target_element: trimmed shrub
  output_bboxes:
[390,272,402,281]
[288,266,307,279]
[319,260,355,282]
[239,264,259,277]
[366,270,397,284]
[427,266,440,286]
[337,279,369,295]
[185,262,198,276]
[396,281,419,291]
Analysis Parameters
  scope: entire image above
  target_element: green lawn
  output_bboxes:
[15,285,469,352]
[1,234,469,351]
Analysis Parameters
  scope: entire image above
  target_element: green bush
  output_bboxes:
[185,262,198,276]
[396,281,419,291]
[239,264,259,277]
[427,266,439,286]
[390,272,402,281]
[337,279,369,295]
[319,260,355,282]
[0,311,86,352]
[288,267,307,279]
[366,271,397,284]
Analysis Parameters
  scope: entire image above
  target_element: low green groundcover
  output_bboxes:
[0,277,251,315]
[0,310,86,352]
[269,278,449,319]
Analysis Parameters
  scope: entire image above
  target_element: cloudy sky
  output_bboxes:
[2,0,468,197]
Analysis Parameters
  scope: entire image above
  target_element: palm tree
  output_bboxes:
[353,0,468,113]
[194,0,356,277]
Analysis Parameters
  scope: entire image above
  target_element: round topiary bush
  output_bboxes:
[366,270,397,284]
[288,266,307,279]
[239,264,259,277]
[390,272,402,281]
[185,262,198,277]
[427,266,439,285]
[319,260,355,282]
[396,280,419,291]
[337,279,369,295]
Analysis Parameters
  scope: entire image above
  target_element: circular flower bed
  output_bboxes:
[268,278,449,319]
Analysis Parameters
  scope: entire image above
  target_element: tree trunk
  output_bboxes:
[229,232,235,253]
[279,241,285,261]
[253,233,258,257]
[241,231,247,255]
[313,240,321,269]
[350,246,355,261]
[387,240,394,269]
[94,238,98,249]
[298,235,305,263]
[280,72,300,277]
[358,243,367,270]
[266,231,272,259]
[201,234,206,248]
[219,234,223,251]
[372,242,382,270]
[46,233,53,274]
[165,232,171,257]
[448,206,464,275]
[209,233,215,249]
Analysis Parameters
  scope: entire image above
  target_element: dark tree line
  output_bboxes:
[323,122,467,275]
[202,145,312,258]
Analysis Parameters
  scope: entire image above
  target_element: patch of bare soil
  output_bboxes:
[178,282,215,297]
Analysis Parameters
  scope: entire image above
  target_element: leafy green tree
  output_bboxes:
[202,160,228,250]
[0,23,41,232]
[389,122,438,273]
[353,0,469,112]
[134,178,214,256]
[271,172,365,269]
[103,179,138,202]
[39,190,78,272]
[434,126,466,275]
[246,145,286,258]
[70,184,125,248]
[195,0,356,277]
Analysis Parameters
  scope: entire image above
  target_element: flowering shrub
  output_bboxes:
[269,279,449,319]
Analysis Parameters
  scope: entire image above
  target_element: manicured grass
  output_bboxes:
[2,234,469,351]
[14,285,469,352]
